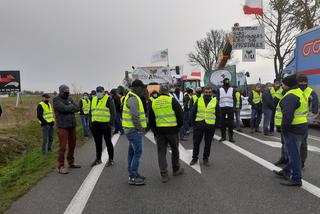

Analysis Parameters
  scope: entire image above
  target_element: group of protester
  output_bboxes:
[36,73,317,187]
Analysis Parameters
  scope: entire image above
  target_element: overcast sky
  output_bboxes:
[0,0,275,93]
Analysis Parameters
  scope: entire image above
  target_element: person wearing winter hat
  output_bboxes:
[273,74,308,187]
[53,84,81,174]
[122,79,147,185]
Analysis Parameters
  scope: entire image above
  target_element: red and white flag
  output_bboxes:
[243,0,263,16]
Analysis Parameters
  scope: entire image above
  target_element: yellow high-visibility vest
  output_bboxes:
[91,96,110,122]
[39,102,55,123]
[152,95,177,127]
[252,91,262,104]
[81,99,91,115]
[195,96,217,125]
[193,95,199,104]
[275,88,308,126]
[270,87,283,100]
[235,91,241,109]
[122,92,147,128]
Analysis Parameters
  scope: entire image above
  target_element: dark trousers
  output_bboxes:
[220,107,234,139]
[114,112,124,134]
[42,125,54,154]
[193,123,215,160]
[282,132,303,182]
[300,130,308,164]
[57,128,77,168]
[250,107,262,129]
[91,126,114,161]
[156,133,180,175]
[270,109,275,132]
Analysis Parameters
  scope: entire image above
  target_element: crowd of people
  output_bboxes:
[36,74,318,187]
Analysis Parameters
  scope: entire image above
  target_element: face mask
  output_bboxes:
[151,93,158,98]
[224,82,230,87]
[274,83,280,88]
[97,92,104,98]
[204,95,212,100]
[83,95,88,100]
[63,92,69,98]
[299,84,307,90]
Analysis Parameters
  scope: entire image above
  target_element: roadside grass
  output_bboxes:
[0,95,87,213]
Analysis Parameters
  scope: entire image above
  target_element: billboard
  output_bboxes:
[204,65,236,90]
[0,70,21,92]
[232,26,265,49]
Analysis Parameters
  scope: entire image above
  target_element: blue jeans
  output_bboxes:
[42,125,54,154]
[80,114,90,137]
[282,132,303,182]
[126,131,143,178]
[250,107,262,129]
[235,109,241,130]
[263,108,272,133]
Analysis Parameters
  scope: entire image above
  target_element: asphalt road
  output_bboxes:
[5,126,320,214]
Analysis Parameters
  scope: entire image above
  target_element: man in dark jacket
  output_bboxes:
[273,75,308,187]
[53,84,81,174]
[110,88,124,135]
[190,87,219,166]
[37,94,55,154]
[148,84,184,183]
[90,86,116,167]
[262,83,275,136]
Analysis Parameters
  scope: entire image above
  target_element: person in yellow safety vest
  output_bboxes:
[90,86,116,168]
[297,75,319,168]
[190,87,219,166]
[270,79,283,133]
[234,87,242,132]
[79,92,91,137]
[249,83,263,133]
[273,74,308,187]
[193,87,202,104]
[122,79,147,186]
[37,93,55,155]
[148,84,185,183]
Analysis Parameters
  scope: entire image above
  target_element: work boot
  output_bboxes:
[128,176,146,186]
[91,159,102,167]
[280,180,302,187]
[173,168,184,176]
[274,158,286,166]
[203,159,210,167]
[272,170,288,180]
[58,167,69,175]
[229,138,235,143]
[160,174,169,183]
[105,159,114,167]
[189,159,198,166]
[219,137,226,142]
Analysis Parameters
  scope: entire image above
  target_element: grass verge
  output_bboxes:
[0,120,86,214]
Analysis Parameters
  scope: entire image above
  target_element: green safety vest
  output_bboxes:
[195,96,217,125]
[39,102,55,123]
[274,88,308,126]
[81,99,91,115]
[152,95,177,127]
[122,92,147,128]
[193,95,199,104]
[304,87,313,102]
[91,96,110,122]
[252,91,262,104]
[235,91,241,109]
[270,87,283,100]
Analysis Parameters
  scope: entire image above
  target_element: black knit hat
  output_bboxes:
[131,79,146,88]
[282,74,298,87]
[297,75,308,83]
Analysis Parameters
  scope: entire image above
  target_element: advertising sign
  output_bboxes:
[204,65,236,89]
[0,70,21,92]
[232,26,265,49]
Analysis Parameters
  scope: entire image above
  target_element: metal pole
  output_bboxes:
[15,92,20,107]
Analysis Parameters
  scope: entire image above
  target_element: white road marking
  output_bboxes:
[309,135,320,142]
[214,135,320,198]
[64,134,120,214]
[145,131,201,174]
[234,130,320,153]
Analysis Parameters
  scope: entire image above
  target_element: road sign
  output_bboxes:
[242,48,256,62]
[0,70,21,92]
[232,26,265,49]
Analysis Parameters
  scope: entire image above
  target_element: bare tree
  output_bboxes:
[256,0,297,79]
[188,29,226,72]
[290,0,320,31]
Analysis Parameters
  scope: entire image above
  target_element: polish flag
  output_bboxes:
[243,0,263,16]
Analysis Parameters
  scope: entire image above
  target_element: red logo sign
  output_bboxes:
[302,38,320,57]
